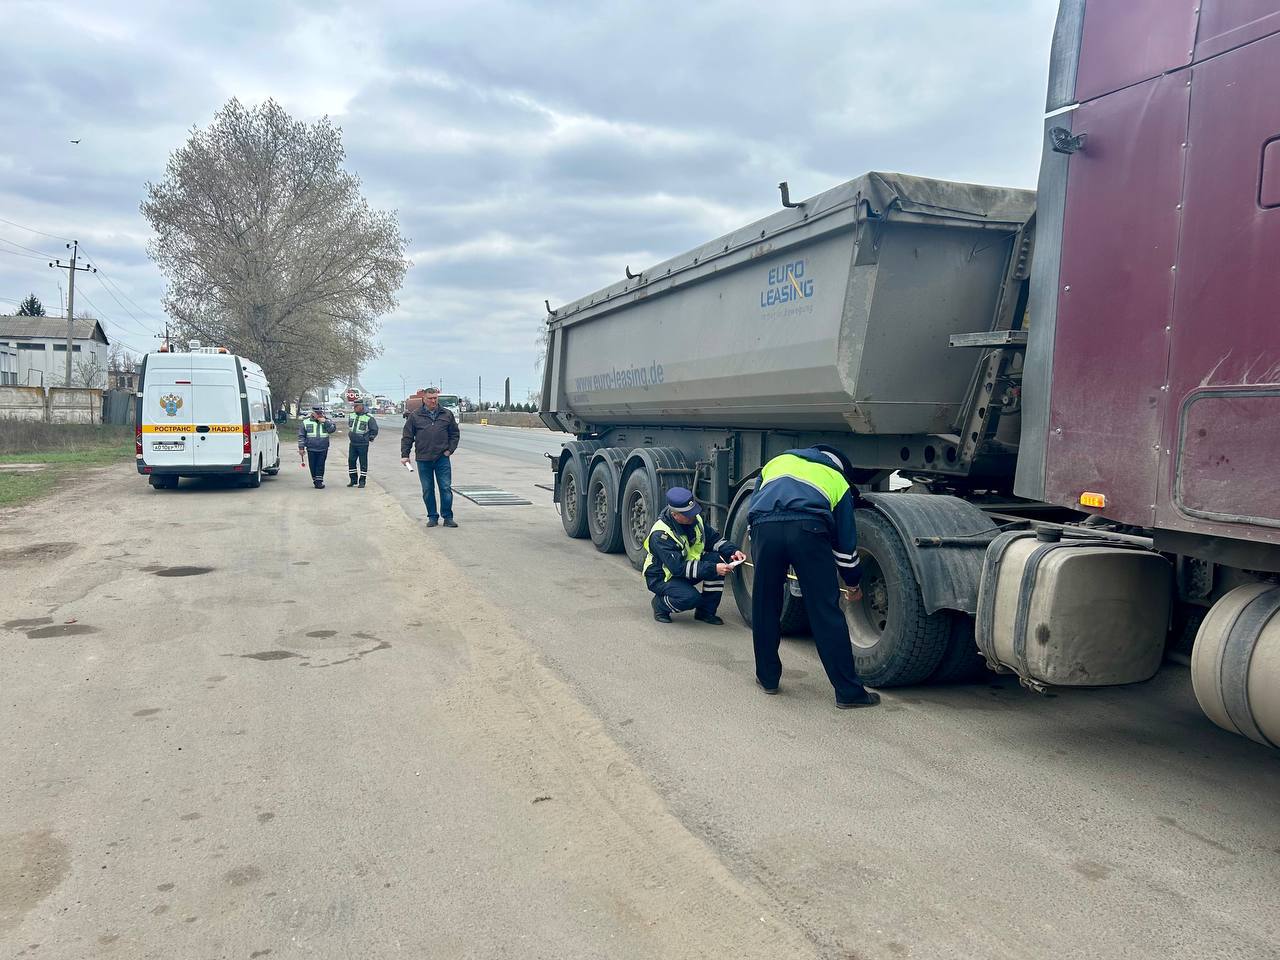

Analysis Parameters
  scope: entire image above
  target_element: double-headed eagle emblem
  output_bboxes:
[159,394,184,417]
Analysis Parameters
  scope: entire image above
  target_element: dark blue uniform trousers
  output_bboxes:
[650,575,724,618]
[750,518,869,702]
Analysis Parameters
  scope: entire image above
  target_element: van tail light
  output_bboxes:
[243,424,252,456]
[135,429,143,458]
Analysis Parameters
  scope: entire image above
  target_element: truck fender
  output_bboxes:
[858,492,998,615]
[620,446,691,503]
[587,446,632,497]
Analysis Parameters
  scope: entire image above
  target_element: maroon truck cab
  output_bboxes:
[1018,0,1280,569]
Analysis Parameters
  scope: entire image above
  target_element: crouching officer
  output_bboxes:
[346,399,379,488]
[644,487,745,624]
[298,405,336,489]
[747,446,879,708]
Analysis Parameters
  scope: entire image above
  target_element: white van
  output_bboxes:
[135,346,281,489]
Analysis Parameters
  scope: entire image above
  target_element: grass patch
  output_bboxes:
[0,422,134,506]
[0,471,58,506]
[0,422,134,456]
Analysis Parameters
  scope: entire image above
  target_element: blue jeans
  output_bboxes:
[415,457,453,520]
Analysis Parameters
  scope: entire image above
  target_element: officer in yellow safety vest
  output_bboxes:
[346,399,380,488]
[297,405,337,489]
[643,487,745,624]
[747,445,880,709]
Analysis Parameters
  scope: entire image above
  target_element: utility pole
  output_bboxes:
[504,377,510,409]
[48,241,95,386]
[478,375,482,405]
[152,319,172,353]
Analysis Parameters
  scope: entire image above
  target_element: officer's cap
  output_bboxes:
[666,487,701,517]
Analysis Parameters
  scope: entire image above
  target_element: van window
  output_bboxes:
[250,392,266,423]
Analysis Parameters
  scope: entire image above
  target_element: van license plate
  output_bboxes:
[153,441,184,451]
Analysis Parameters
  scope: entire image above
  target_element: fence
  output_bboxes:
[102,389,135,426]
[0,386,107,424]
[461,411,544,428]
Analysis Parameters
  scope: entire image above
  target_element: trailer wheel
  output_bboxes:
[845,509,949,687]
[621,468,656,570]
[926,613,992,684]
[727,480,810,635]
[587,461,624,553]
[560,459,589,539]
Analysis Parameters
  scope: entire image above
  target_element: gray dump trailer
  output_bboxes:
[540,172,1039,687]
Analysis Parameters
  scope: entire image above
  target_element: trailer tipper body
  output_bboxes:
[539,0,1280,747]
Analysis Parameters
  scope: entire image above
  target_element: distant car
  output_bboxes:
[332,410,346,419]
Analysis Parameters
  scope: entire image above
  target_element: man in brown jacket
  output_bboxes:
[400,387,461,527]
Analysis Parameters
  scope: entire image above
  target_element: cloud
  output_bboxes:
[0,0,1059,400]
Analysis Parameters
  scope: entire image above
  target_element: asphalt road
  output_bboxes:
[2,423,1279,960]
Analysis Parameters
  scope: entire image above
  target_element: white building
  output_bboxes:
[0,316,110,387]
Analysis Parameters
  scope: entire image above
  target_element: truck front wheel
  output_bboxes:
[845,509,950,687]
[560,459,589,539]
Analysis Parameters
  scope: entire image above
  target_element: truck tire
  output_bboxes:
[560,459,589,539]
[727,481,810,635]
[621,468,657,570]
[926,613,991,684]
[846,509,950,687]
[587,461,624,553]
[245,459,263,488]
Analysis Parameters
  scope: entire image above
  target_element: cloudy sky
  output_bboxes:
[0,0,1058,404]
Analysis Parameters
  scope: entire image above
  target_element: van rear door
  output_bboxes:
[191,358,246,468]
[141,355,195,470]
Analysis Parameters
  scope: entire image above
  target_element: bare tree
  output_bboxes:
[140,98,409,403]
[74,352,105,389]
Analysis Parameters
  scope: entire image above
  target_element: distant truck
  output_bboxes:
[136,344,281,489]
[402,390,462,421]
[539,0,1280,748]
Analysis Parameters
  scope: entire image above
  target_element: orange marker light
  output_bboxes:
[1079,492,1107,509]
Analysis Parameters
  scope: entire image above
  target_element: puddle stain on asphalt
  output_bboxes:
[0,830,71,934]
[299,639,392,669]
[25,624,99,639]
[238,651,301,661]
[0,542,78,565]
[3,617,52,631]
[152,566,214,578]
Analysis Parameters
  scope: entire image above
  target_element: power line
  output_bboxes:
[77,244,167,327]
[0,235,59,259]
[86,269,160,337]
[0,215,73,242]
[73,288,149,355]
[75,288,151,350]
[0,245,50,262]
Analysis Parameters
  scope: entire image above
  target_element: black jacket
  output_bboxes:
[643,509,739,591]
[400,406,460,461]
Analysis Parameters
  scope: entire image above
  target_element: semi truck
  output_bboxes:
[538,0,1280,748]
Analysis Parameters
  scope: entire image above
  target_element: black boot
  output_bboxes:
[836,689,881,709]
[348,475,358,487]
[358,476,366,488]
[694,610,724,625]
[652,595,672,623]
